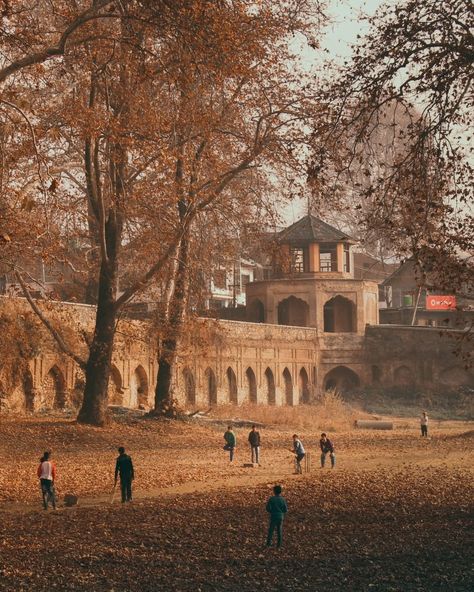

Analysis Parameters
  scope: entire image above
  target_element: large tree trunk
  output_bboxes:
[78,215,120,425]
[154,230,190,412]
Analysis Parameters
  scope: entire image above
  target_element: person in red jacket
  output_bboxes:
[37,451,56,510]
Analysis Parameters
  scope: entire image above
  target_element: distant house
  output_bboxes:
[380,258,474,327]
[208,257,264,309]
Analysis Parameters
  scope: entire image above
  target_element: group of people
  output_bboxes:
[37,446,135,510]
[223,425,336,474]
[37,415,428,548]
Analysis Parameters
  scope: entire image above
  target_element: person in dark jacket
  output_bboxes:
[223,426,236,462]
[114,447,134,502]
[266,485,288,548]
[290,434,305,474]
[248,425,261,464]
[320,433,335,468]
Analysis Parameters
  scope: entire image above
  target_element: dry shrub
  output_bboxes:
[210,390,361,432]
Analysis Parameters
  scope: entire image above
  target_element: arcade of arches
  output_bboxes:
[1,300,472,413]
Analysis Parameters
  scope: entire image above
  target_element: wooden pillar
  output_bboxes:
[308,243,319,272]
[336,243,344,272]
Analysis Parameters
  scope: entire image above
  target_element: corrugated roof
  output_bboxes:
[278,215,354,244]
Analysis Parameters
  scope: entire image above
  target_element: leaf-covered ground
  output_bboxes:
[0,416,473,590]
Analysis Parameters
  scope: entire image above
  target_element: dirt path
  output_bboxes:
[3,441,472,515]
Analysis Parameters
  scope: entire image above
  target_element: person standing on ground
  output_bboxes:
[266,484,288,548]
[320,432,336,468]
[290,434,305,474]
[248,425,261,465]
[420,411,429,437]
[37,451,56,510]
[223,425,236,462]
[114,447,134,503]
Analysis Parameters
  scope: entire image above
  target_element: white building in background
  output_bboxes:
[208,258,266,309]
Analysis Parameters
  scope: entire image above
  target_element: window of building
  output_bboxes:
[319,243,337,272]
[290,247,308,273]
[241,274,251,286]
[344,244,350,273]
[213,269,227,289]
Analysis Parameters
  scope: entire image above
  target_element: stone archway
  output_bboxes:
[324,366,360,394]
[205,368,217,406]
[323,295,356,332]
[108,365,123,406]
[247,299,265,323]
[183,367,196,406]
[42,365,66,409]
[130,365,149,408]
[226,367,238,405]
[282,367,293,406]
[299,367,310,404]
[246,367,257,404]
[264,367,276,405]
[277,296,309,327]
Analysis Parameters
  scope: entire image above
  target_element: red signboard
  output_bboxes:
[426,295,457,310]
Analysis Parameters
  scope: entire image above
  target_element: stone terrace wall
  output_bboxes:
[0,297,156,413]
[1,297,472,414]
[174,319,320,407]
[365,325,474,392]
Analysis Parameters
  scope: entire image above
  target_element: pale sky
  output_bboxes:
[284,0,387,224]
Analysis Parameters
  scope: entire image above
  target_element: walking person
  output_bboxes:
[266,484,288,548]
[248,424,261,465]
[37,451,56,510]
[114,447,134,503]
[320,432,336,468]
[290,434,305,474]
[223,425,236,463]
[420,411,429,437]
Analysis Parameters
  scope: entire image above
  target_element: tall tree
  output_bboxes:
[149,0,325,412]
[312,0,473,289]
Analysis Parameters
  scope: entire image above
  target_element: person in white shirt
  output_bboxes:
[37,451,57,510]
[420,411,429,437]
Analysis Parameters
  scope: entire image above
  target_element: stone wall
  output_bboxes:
[364,325,474,392]
[0,297,472,414]
[0,297,156,413]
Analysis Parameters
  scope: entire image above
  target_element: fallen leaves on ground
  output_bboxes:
[0,416,472,591]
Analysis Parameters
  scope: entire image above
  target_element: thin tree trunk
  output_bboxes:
[411,285,422,326]
[154,229,190,412]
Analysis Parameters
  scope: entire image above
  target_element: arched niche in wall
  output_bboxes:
[282,367,293,406]
[323,295,356,333]
[42,365,66,409]
[277,296,309,327]
[246,367,257,404]
[108,365,124,406]
[226,367,238,405]
[23,369,34,412]
[324,365,360,394]
[205,367,217,406]
[129,365,149,408]
[264,367,276,405]
[299,367,310,404]
[247,299,265,323]
[183,367,196,406]
[371,365,382,384]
